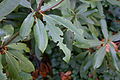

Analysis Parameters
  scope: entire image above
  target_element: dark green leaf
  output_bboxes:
[8,43,30,52]
[9,50,35,73]
[5,52,20,79]
[0,55,7,80]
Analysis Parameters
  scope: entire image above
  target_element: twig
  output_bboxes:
[40,0,64,13]
[2,32,19,47]
[37,0,44,11]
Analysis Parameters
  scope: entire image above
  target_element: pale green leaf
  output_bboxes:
[20,12,34,39]
[110,32,120,41]
[0,0,21,17]
[20,0,32,9]
[34,19,48,53]
[107,0,120,7]
[2,25,14,36]
[94,46,106,69]
[100,19,109,40]
[46,23,63,43]
[74,40,102,48]
[110,43,120,71]
[58,42,71,63]
[43,14,83,36]
[97,2,109,40]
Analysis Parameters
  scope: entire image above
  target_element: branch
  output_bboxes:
[40,0,64,13]
[37,0,44,11]
[2,32,19,47]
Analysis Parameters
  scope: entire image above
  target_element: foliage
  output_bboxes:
[0,0,120,80]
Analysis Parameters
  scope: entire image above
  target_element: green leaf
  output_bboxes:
[9,50,35,73]
[43,14,83,36]
[97,2,109,40]
[74,40,102,48]
[0,55,7,80]
[34,18,48,53]
[0,0,21,17]
[88,24,99,38]
[76,4,89,14]
[8,43,30,52]
[58,42,71,63]
[107,0,120,7]
[2,25,14,36]
[19,72,32,80]
[0,29,6,37]
[0,16,5,21]
[64,30,74,50]
[45,19,71,62]
[46,23,63,43]
[110,32,120,41]
[20,0,32,9]
[20,12,34,39]
[1,25,14,42]
[5,52,20,79]
[94,46,106,69]
[36,0,39,7]
[109,43,120,71]
[100,19,109,41]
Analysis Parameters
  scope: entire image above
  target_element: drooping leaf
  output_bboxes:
[34,18,48,53]
[94,46,106,69]
[0,55,7,80]
[20,12,35,39]
[20,0,32,9]
[0,0,21,17]
[58,42,71,63]
[5,52,20,79]
[9,50,35,73]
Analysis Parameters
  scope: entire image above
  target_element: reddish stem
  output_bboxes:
[40,0,64,13]
[37,0,44,11]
